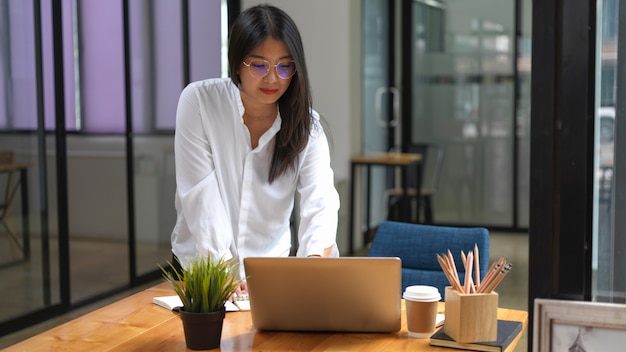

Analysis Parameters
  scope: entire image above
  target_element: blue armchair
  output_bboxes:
[367,221,490,300]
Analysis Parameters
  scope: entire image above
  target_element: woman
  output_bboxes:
[170,4,340,291]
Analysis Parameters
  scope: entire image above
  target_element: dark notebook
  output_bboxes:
[429,320,523,352]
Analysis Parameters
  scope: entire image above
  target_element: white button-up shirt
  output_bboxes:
[171,78,340,279]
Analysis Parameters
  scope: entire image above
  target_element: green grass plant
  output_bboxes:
[160,256,242,313]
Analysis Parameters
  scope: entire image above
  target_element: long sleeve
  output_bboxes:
[295,118,340,257]
[171,82,236,268]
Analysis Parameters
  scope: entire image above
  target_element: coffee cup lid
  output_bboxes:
[403,285,441,301]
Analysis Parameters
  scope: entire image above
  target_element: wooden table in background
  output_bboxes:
[0,162,31,261]
[4,282,528,351]
[349,153,423,254]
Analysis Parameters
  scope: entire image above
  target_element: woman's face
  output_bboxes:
[238,37,294,110]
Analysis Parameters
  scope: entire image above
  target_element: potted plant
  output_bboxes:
[160,256,242,350]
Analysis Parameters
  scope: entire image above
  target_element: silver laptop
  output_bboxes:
[243,256,402,333]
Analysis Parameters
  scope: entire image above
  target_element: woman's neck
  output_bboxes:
[243,109,276,120]
[241,97,277,120]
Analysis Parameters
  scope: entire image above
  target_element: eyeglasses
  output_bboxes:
[242,59,296,79]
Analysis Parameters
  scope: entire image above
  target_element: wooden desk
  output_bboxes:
[349,153,422,254]
[0,162,31,261]
[4,282,528,351]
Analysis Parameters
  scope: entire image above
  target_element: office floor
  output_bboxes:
[0,231,529,351]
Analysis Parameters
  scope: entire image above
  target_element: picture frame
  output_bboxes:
[533,298,626,351]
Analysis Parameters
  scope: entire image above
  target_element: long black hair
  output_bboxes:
[229,4,313,183]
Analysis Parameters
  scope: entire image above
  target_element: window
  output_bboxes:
[593,0,622,303]
[0,0,224,134]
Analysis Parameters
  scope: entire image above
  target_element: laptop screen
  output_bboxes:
[243,256,402,333]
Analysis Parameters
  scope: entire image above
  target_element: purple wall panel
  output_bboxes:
[80,0,125,133]
[153,0,183,130]
[2,0,225,133]
[190,0,222,81]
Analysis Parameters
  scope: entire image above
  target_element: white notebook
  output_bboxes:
[153,295,250,312]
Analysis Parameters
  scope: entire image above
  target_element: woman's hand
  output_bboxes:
[229,281,248,302]
[307,245,334,258]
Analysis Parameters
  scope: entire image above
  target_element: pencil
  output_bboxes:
[437,254,463,292]
[437,249,512,294]
[436,254,452,287]
[461,250,467,268]
[482,261,513,293]
[446,254,464,292]
[464,251,473,294]
[474,244,480,286]
[447,249,461,289]
[478,256,505,293]
[478,257,511,293]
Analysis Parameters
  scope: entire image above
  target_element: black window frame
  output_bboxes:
[528,0,596,344]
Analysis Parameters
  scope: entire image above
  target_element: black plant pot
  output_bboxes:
[179,307,226,350]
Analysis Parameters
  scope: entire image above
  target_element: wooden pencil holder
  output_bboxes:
[443,286,498,343]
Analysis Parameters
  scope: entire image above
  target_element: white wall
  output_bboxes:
[242,0,362,252]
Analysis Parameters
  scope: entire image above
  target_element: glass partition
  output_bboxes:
[593,0,620,302]
[361,0,394,232]
[0,0,228,336]
[0,0,55,327]
[130,0,224,277]
[410,0,529,228]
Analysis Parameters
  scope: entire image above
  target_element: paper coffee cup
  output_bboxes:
[403,285,441,338]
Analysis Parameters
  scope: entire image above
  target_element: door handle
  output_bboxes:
[375,86,401,151]
[375,86,400,128]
